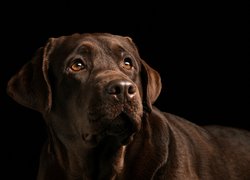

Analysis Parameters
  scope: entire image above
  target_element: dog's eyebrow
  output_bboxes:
[109,39,137,56]
[73,41,97,56]
[77,44,92,53]
[107,45,130,59]
[111,39,132,51]
[77,41,96,49]
[114,45,126,53]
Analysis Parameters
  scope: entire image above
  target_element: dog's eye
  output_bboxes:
[70,60,86,72]
[123,57,133,70]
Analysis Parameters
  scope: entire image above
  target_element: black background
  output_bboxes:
[1,2,249,180]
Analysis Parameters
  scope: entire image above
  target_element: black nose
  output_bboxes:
[106,80,136,101]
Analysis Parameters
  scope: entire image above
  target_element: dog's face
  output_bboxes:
[7,33,162,147]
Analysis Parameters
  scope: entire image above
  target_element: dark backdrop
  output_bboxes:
[1,2,249,180]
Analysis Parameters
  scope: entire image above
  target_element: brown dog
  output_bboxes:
[7,33,250,180]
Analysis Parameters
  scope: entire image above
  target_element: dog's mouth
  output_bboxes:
[82,112,139,147]
[105,112,137,144]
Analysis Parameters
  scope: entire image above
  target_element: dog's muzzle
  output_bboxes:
[83,79,143,147]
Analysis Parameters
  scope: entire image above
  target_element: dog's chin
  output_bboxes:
[105,112,138,145]
[82,112,140,147]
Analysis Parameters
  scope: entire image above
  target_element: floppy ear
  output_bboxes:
[6,38,55,114]
[140,59,162,112]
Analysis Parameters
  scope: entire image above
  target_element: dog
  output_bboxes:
[7,33,250,180]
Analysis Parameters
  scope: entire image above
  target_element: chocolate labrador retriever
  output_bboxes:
[7,33,250,180]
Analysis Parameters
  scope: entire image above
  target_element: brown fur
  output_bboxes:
[7,33,250,179]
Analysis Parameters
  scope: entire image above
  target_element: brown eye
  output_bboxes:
[123,57,133,70]
[70,60,86,72]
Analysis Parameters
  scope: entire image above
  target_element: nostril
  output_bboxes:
[128,85,136,94]
[108,85,121,95]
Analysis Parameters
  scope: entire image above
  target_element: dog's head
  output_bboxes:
[7,33,162,147]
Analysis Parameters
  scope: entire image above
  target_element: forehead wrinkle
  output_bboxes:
[106,38,138,60]
[78,37,116,56]
[76,37,100,51]
[106,38,126,51]
[90,40,122,70]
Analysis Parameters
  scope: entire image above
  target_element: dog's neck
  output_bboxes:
[41,110,169,180]
[46,126,127,180]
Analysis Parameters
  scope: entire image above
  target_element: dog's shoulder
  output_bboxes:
[152,107,209,135]
[203,124,250,137]
[203,125,250,147]
[150,107,213,143]
[150,107,250,178]
[151,106,250,150]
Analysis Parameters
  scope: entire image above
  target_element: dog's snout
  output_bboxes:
[107,80,136,100]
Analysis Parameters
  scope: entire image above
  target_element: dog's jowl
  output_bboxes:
[7,33,250,180]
